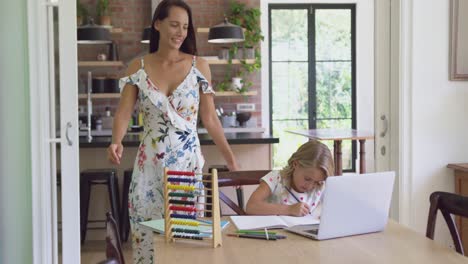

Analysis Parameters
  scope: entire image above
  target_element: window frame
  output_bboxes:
[268,3,357,171]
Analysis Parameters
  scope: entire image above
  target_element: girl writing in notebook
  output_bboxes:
[246,140,334,217]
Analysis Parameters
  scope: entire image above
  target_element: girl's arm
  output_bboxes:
[197,57,239,171]
[107,60,139,164]
[246,181,311,216]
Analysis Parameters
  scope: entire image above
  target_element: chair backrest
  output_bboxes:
[106,212,125,264]
[426,191,468,255]
[97,258,120,264]
[214,170,271,215]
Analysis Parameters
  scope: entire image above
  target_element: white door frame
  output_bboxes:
[374,0,392,173]
[395,0,413,227]
[374,0,401,220]
[374,0,412,226]
[29,0,54,262]
[29,0,80,263]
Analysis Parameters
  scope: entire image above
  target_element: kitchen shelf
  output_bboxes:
[78,93,120,99]
[78,61,124,67]
[197,27,246,33]
[215,91,257,96]
[110,27,123,33]
[78,25,123,33]
[197,28,210,33]
[207,59,255,65]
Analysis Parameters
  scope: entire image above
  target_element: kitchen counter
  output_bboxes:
[79,133,279,148]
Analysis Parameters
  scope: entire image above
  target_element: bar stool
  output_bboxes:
[57,171,61,187]
[80,169,120,244]
[120,169,133,242]
[57,171,62,230]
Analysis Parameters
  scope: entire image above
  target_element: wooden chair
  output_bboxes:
[97,259,119,264]
[205,170,270,215]
[426,191,468,255]
[105,212,125,264]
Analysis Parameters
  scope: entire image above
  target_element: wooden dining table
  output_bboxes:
[153,218,467,264]
[287,129,374,175]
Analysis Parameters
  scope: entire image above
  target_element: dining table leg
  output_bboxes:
[334,140,342,176]
[333,141,338,169]
[359,139,366,173]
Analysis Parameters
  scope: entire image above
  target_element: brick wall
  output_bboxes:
[78,0,261,126]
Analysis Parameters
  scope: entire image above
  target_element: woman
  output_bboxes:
[107,0,239,262]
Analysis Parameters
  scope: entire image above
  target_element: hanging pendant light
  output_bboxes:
[208,17,244,44]
[77,18,112,44]
[141,26,151,44]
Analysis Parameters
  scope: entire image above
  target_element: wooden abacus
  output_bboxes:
[163,168,222,248]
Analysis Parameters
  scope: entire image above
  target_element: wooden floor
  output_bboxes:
[80,240,133,264]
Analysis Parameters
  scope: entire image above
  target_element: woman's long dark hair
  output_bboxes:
[149,0,197,55]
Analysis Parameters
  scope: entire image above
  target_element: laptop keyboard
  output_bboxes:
[305,228,319,235]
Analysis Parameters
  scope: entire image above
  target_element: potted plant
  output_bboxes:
[228,2,262,58]
[97,0,111,26]
[217,1,263,94]
[76,1,88,26]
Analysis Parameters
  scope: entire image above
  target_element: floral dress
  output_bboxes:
[119,56,214,264]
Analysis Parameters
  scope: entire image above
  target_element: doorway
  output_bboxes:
[29,0,81,263]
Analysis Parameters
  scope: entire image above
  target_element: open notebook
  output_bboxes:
[230,215,320,231]
[139,219,230,235]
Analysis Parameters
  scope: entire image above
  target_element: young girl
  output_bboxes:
[246,140,334,217]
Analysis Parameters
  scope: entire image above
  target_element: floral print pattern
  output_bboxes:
[119,57,214,264]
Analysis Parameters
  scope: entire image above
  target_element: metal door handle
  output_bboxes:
[380,115,388,137]
[65,122,73,146]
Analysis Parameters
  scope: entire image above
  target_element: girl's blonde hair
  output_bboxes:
[280,140,334,188]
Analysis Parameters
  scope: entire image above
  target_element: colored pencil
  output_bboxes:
[286,187,312,214]
[236,230,278,235]
[228,233,287,240]
[285,187,301,203]
[228,234,277,240]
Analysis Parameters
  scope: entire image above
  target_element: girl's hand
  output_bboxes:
[107,143,123,165]
[288,202,311,216]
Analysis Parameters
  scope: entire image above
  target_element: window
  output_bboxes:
[269,4,356,169]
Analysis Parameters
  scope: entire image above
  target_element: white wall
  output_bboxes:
[406,0,468,248]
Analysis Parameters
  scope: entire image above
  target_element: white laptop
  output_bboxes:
[286,171,395,240]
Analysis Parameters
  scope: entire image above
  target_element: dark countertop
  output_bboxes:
[79,133,279,148]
